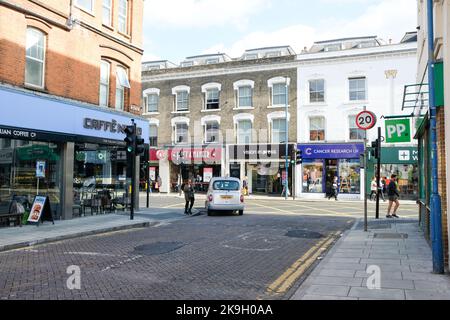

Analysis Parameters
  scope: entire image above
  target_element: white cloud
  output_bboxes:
[143,0,271,29]
[203,0,416,57]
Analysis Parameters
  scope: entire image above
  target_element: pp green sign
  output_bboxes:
[385,119,411,143]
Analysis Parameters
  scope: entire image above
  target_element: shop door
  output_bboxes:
[325,159,338,195]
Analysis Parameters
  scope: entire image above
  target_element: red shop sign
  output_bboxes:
[168,147,222,162]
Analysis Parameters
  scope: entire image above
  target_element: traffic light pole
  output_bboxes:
[375,126,381,220]
[130,122,136,220]
[146,146,150,209]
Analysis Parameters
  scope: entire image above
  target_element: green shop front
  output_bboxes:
[366,146,419,200]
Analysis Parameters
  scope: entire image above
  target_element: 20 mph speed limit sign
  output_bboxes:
[356,111,377,130]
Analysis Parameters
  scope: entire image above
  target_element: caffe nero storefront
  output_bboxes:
[0,85,149,222]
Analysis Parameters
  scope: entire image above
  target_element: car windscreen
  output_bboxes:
[212,180,240,191]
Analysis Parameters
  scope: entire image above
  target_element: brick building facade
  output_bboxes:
[0,0,148,221]
[142,48,298,195]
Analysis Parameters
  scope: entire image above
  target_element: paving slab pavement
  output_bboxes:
[291,219,450,300]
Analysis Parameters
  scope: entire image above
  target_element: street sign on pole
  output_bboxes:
[385,118,411,143]
[356,111,377,130]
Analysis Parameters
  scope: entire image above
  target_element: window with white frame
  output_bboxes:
[349,115,365,140]
[205,121,220,143]
[272,83,287,106]
[118,0,128,34]
[176,90,189,111]
[206,88,220,110]
[149,124,158,147]
[309,79,325,103]
[99,60,110,107]
[237,120,252,144]
[102,0,112,26]
[238,86,252,108]
[206,58,219,64]
[310,117,325,141]
[272,118,287,143]
[76,0,93,12]
[25,28,45,88]
[349,77,366,101]
[115,66,130,111]
[147,94,159,112]
[175,123,189,144]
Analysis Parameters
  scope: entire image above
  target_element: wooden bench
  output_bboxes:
[0,201,23,227]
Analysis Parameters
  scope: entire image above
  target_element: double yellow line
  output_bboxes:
[266,231,341,296]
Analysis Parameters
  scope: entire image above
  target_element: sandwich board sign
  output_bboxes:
[27,196,54,226]
[385,119,411,143]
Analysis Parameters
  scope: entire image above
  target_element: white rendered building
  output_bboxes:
[295,35,418,200]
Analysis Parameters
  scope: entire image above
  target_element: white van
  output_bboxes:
[205,177,245,216]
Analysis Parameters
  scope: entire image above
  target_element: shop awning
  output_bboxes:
[16,144,60,161]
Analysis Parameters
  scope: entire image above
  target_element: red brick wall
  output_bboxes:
[0,0,143,115]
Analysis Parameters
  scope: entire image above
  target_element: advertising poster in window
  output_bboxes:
[204,168,213,183]
[28,196,47,223]
[36,160,46,178]
[149,167,156,181]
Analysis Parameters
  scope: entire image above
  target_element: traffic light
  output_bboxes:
[296,150,303,165]
[135,135,145,156]
[290,149,303,165]
[124,125,136,154]
[371,139,380,159]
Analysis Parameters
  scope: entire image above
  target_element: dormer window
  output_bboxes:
[244,54,258,60]
[206,58,219,64]
[266,51,281,58]
[324,44,341,52]
[181,61,194,67]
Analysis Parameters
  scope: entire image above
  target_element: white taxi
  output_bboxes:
[205,177,245,216]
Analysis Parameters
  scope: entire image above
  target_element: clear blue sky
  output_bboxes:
[142,0,416,64]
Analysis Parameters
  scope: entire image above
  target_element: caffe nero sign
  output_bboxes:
[83,118,143,136]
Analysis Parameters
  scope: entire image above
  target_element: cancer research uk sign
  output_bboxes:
[298,144,365,160]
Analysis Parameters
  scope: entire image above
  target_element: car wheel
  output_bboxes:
[239,210,244,216]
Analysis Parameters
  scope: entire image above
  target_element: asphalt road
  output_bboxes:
[0,196,418,300]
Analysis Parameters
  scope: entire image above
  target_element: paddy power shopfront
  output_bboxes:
[0,85,149,221]
[297,143,365,200]
[366,146,419,200]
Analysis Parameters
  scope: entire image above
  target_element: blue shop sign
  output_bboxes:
[298,143,364,159]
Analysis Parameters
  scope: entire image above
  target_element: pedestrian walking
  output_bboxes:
[242,176,249,196]
[386,174,400,218]
[370,176,377,201]
[378,178,386,202]
[183,179,195,215]
[328,176,339,201]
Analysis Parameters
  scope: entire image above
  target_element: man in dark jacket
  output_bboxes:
[387,174,400,218]
[183,179,195,215]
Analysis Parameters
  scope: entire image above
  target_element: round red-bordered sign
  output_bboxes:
[356,111,377,130]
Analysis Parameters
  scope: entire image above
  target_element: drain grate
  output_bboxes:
[285,230,324,239]
[134,242,185,256]
[374,233,409,239]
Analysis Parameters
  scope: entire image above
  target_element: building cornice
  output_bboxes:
[142,48,417,83]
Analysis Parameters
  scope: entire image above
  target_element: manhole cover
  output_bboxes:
[374,233,409,239]
[134,242,185,255]
[285,230,324,239]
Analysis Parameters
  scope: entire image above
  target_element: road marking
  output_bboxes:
[251,202,293,214]
[101,255,144,272]
[63,251,129,258]
[266,231,340,296]
[163,203,186,208]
